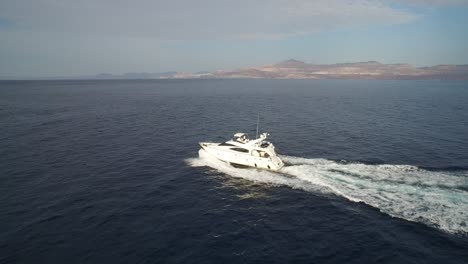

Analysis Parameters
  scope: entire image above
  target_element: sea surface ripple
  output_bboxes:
[1,79,468,263]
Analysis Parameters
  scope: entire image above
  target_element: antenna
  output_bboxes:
[256,113,259,139]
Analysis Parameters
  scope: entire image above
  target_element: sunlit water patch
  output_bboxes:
[187,150,468,235]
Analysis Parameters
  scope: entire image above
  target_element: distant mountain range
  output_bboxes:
[36,59,468,80]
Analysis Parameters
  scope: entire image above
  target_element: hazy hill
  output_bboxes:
[213,60,468,80]
[19,60,466,80]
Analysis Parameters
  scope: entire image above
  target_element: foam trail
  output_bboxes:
[186,150,468,234]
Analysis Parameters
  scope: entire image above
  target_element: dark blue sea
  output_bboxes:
[1,79,468,263]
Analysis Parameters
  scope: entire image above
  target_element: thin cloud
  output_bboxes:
[391,0,468,5]
[0,0,418,40]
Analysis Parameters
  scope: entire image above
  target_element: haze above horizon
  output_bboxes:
[1,0,468,78]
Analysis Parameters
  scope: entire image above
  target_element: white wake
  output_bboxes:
[186,150,468,234]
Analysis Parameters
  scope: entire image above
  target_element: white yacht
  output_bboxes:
[199,132,284,171]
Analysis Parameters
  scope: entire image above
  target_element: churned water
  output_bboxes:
[1,79,468,263]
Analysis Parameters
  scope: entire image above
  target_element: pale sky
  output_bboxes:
[1,0,468,78]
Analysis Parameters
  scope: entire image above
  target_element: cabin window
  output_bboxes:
[231,148,249,153]
[219,143,234,146]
